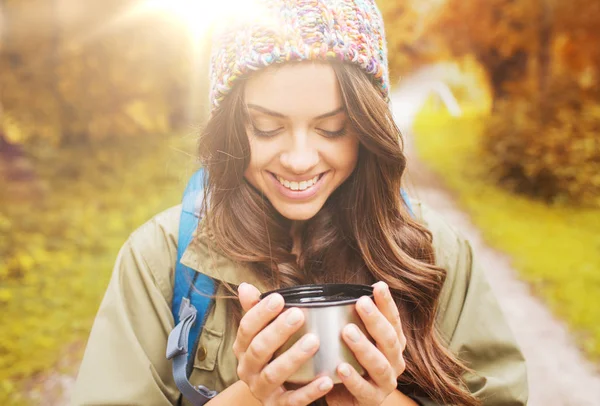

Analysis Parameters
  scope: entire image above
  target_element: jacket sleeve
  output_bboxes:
[72,224,180,406]
[413,207,528,405]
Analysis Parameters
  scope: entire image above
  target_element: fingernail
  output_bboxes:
[301,334,318,352]
[359,296,374,314]
[238,282,247,291]
[268,294,282,310]
[345,324,361,343]
[318,377,333,391]
[339,363,352,377]
[286,308,302,325]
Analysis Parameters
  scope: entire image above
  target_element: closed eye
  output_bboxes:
[318,127,348,138]
[252,126,283,138]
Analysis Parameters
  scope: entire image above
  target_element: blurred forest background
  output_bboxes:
[0,0,599,404]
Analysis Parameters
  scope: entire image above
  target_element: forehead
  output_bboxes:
[243,62,343,118]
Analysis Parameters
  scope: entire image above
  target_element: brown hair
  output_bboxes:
[196,62,480,405]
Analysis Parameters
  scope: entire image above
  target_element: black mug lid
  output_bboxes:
[259,283,374,308]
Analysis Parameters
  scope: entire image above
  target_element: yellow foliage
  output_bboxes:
[0,133,197,404]
[0,289,13,304]
[125,100,170,134]
[2,113,25,144]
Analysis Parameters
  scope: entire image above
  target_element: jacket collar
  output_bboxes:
[179,224,270,293]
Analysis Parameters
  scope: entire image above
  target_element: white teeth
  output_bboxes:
[276,174,322,191]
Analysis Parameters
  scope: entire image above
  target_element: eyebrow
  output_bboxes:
[246,104,345,120]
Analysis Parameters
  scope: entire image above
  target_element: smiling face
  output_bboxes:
[243,63,360,221]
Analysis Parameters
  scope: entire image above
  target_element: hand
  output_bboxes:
[326,281,407,406]
[233,283,334,405]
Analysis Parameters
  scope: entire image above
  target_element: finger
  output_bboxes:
[342,323,399,394]
[233,292,285,357]
[277,376,333,406]
[356,295,405,373]
[336,362,383,405]
[252,332,320,399]
[372,282,405,348]
[238,282,262,313]
[239,307,306,382]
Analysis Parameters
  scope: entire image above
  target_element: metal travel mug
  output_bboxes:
[260,284,374,384]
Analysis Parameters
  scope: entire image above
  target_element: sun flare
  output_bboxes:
[143,0,253,39]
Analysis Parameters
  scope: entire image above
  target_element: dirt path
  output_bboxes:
[403,127,600,406]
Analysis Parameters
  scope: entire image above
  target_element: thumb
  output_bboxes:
[237,282,261,312]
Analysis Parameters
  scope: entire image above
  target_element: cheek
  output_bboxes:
[329,138,359,172]
[244,138,279,179]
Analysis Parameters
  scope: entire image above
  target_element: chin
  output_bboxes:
[274,202,324,221]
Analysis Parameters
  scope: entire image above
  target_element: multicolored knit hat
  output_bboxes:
[209,0,389,112]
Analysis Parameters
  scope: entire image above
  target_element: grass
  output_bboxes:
[0,133,198,405]
[413,108,600,360]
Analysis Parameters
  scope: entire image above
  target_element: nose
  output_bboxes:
[280,130,319,174]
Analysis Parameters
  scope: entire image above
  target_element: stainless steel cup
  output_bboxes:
[260,284,374,385]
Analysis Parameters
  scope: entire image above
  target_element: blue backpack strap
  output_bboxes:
[400,188,415,218]
[166,168,218,405]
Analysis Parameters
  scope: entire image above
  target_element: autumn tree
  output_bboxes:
[0,0,210,147]
[447,0,600,206]
[552,0,600,90]
[408,0,599,205]
[0,0,65,145]
[377,0,427,83]
[427,0,540,107]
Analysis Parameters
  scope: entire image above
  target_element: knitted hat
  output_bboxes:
[209,0,389,112]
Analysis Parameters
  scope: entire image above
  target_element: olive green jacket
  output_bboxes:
[72,202,528,405]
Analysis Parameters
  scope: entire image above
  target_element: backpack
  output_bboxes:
[166,168,414,405]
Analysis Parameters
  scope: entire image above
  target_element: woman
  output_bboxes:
[72,0,528,405]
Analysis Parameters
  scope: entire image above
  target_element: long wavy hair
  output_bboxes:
[196,62,479,405]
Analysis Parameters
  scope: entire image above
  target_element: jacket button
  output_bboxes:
[197,345,207,362]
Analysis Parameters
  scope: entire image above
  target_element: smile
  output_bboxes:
[268,171,328,199]
[275,174,324,191]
